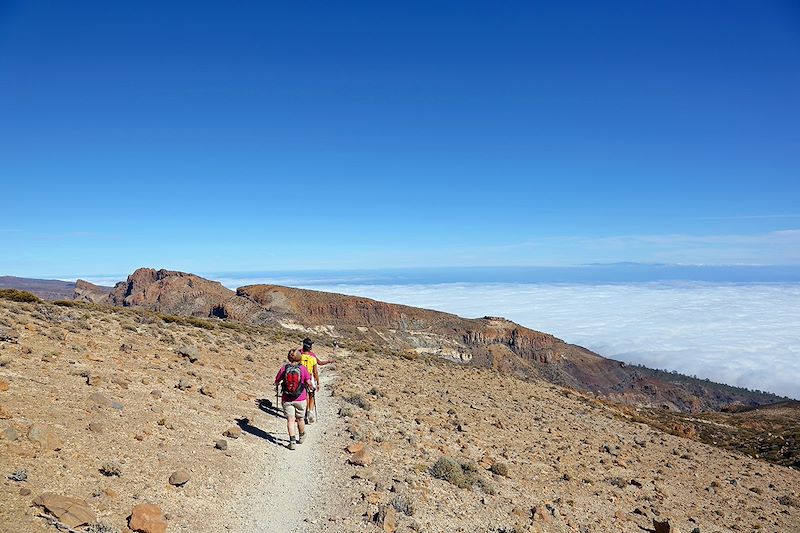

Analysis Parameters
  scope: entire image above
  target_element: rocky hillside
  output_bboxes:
[99,268,783,413]
[0,292,343,532]
[0,277,79,302]
[1,292,798,533]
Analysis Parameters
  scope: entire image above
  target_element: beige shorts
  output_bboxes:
[283,399,307,420]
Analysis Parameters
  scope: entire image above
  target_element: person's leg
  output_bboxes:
[296,399,307,443]
[283,402,298,449]
[306,392,315,423]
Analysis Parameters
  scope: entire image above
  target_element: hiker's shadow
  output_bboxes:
[256,398,285,419]
[235,398,287,446]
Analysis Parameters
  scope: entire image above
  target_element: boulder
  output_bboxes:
[349,447,374,467]
[215,439,228,450]
[33,492,96,528]
[373,504,398,533]
[223,426,241,439]
[2,427,19,441]
[89,392,112,407]
[200,385,218,398]
[653,518,681,533]
[176,345,200,363]
[347,441,366,454]
[28,424,62,450]
[0,379,9,392]
[129,503,168,533]
[0,404,11,419]
[0,326,19,343]
[169,469,190,486]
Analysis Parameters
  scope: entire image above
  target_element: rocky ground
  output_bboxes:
[0,297,359,532]
[330,351,800,533]
[1,294,799,532]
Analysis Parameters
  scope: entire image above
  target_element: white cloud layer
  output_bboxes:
[292,282,800,399]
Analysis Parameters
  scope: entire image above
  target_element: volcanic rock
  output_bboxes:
[223,426,241,439]
[73,279,112,303]
[349,447,374,467]
[0,326,19,343]
[33,492,96,528]
[169,468,190,486]
[129,503,168,533]
[27,424,61,450]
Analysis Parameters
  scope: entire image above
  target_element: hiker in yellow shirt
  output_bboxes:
[300,338,334,423]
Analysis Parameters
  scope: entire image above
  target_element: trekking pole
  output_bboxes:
[275,385,280,444]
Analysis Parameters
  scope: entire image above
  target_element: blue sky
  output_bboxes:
[1,1,799,277]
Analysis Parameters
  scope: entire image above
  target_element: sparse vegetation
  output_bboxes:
[390,493,415,516]
[100,461,122,477]
[85,523,121,533]
[430,456,486,490]
[489,461,510,477]
[0,288,41,303]
[345,394,372,411]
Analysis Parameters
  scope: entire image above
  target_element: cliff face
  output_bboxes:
[106,268,266,322]
[97,268,782,412]
[73,279,112,303]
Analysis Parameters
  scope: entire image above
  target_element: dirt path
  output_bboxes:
[235,370,352,533]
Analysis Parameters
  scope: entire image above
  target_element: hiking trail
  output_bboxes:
[234,370,350,532]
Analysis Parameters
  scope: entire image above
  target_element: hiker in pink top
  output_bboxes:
[274,349,314,450]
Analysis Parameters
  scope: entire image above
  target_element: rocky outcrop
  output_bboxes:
[106,268,265,321]
[73,279,112,303]
[33,493,96,528]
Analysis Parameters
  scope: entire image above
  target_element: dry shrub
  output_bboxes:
[345,394,372,411]
[0,289,41,303]
[490,461,510,477]
[430,456,486,490]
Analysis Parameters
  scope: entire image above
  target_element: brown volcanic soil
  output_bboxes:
[621,401,800,469]
[2,291,799,533]
[331,350,800,533]
[0,298,357,532]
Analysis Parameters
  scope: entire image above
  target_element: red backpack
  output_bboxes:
[281,363,304,399]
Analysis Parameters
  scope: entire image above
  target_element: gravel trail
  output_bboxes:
[236,370,354,533]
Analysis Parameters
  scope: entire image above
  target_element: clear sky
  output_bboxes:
[1,1,799,277]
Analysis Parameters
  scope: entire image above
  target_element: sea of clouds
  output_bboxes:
[214,277,800,399]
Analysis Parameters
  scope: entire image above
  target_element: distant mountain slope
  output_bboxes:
[73,279,113,303]
[0,275,77,300]
[99,268,784,413]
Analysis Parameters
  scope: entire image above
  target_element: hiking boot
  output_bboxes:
[288,441,296,450]
[307,412,316,424]
[298,433,305,444]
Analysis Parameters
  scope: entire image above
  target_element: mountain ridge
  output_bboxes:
[93,267,783,413]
